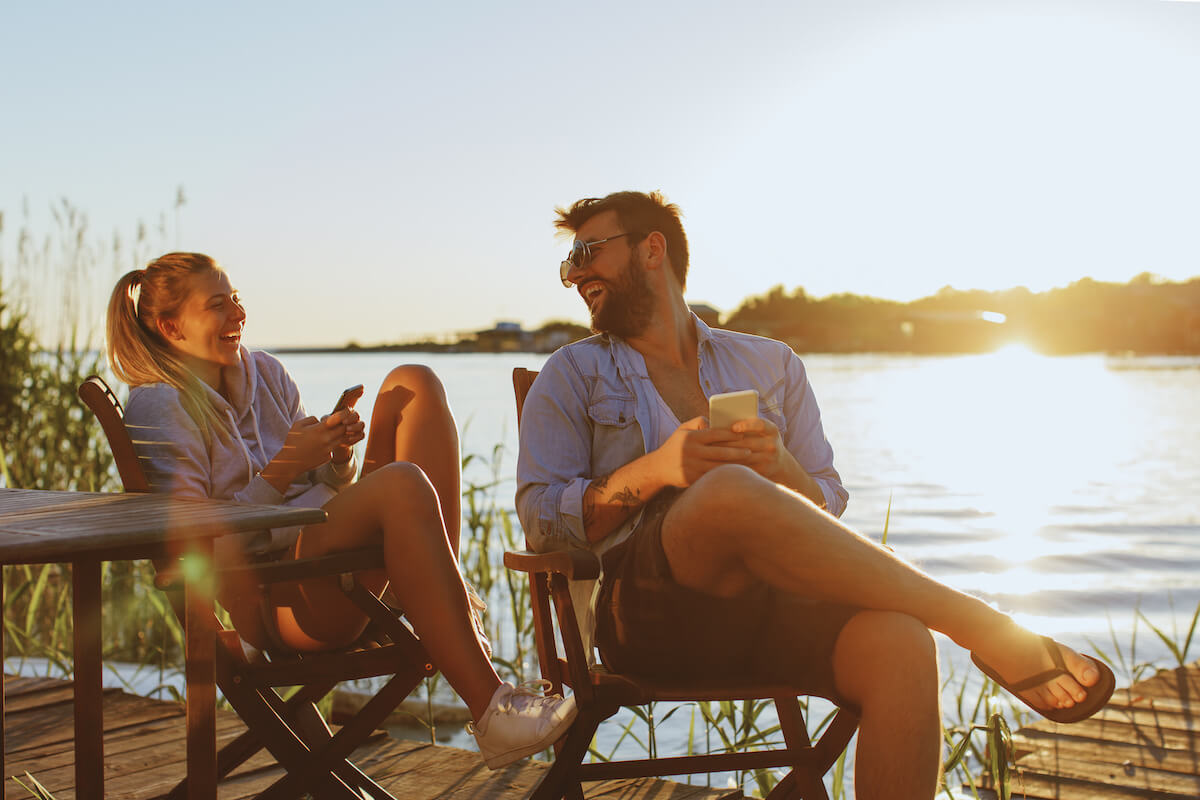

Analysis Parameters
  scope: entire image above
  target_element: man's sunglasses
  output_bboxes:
[559,232,641,287]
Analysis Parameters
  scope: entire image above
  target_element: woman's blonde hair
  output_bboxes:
[106,252,224,428]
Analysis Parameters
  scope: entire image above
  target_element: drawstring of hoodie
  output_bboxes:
[224,408,257,487]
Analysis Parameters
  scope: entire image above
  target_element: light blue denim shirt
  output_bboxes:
[516,314,847,556]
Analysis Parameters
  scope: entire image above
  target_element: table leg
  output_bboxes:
[185,539,217,800]
[73,558,103,800]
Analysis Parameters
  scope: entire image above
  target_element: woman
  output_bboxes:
[106,252,574,769]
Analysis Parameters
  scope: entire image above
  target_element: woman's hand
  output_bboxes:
[328,408,365,464]
[261,415,356,493]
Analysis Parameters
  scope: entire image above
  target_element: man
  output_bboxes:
[515,191,1113,797]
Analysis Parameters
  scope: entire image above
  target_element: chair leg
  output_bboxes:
[529,706,606,800]
[254,665,425,800]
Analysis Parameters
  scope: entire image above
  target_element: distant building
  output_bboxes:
[688,303,722,328]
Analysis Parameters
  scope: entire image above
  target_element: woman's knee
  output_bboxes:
[373,461,437,500]
[380,363,446,400]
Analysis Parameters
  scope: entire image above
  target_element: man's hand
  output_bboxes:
[653,416,752,488]
[729,416,794,482]
[728,416,827,508]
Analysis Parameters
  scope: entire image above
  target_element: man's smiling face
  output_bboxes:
[570,211,654,338]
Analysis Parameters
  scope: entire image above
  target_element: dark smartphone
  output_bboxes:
[332,384,364,415]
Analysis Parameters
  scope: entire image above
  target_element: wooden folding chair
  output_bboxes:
[78,375,436,800]
[505,367,860,800]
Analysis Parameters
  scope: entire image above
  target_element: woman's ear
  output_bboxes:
[157,317,182,341]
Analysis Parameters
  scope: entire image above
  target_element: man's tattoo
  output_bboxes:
[582,472,613,527]
[582,474,644,527]
[612,486,642,511]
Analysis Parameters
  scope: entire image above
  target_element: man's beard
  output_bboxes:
[590,253,655,339]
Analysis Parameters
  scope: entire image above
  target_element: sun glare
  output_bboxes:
[849,348,1138,600]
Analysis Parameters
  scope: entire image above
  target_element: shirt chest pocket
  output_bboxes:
[587,395,641,475]
[587,395,637,428]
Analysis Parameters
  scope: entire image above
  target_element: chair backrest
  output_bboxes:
[512,368,538,430]
[78,375,151,493]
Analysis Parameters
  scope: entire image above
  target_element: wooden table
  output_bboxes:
[0,489,326,800]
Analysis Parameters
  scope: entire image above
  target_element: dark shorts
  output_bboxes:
[595,488,859,704]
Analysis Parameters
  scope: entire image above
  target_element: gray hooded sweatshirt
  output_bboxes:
[124,347,355,553]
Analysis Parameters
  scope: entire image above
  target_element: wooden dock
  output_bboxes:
[975,659,1200,799]
[1,675,739,799]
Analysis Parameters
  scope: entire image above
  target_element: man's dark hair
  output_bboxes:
[554,191,690,289]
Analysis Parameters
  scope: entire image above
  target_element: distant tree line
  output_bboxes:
[722,273,1200,355]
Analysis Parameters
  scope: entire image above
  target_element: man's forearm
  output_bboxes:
[774,455,828,509]
[581,451,670,543]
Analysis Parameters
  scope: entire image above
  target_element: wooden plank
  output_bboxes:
[1011,731,1200,779]
[1009,751,1200,797]
[0,676,738,800]
[3,685,80,713]
[0,491,323,563]
[1045,702,1198,734]
[975,772,1173,800]
[5,713,245,779]
[4,693,181,756]
[353,737,740,800]
[2,675,81,698]
[1014,714,1200,751]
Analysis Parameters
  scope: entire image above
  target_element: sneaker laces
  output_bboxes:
[466,680,562,735]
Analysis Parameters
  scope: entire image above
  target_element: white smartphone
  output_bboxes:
[708,389,759,430]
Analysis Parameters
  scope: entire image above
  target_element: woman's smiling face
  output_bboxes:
[159,268,245,387]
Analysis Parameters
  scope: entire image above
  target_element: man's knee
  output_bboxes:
[673,464,772,526]
[833,611,939,705]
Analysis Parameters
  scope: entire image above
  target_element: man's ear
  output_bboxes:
[157,317,183,341]
[642,231,668,271]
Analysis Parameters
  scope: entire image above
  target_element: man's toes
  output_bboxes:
[1058,644,1101,688]
[1042,681,1075,709]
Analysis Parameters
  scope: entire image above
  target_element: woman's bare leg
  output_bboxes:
[276,462,499,719]
[360,364,462,554]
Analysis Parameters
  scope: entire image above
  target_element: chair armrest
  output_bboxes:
[503,549,601,581]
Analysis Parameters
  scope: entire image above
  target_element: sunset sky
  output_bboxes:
[3,0,1199,347]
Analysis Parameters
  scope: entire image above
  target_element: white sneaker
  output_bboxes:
[463,579,492,658]
[467,681,577,769]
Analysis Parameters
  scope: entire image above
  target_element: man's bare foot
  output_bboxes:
[965,619,1113,723]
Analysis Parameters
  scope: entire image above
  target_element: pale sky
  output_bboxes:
[3,0,1198,347]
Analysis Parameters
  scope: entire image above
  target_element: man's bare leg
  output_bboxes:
[661,465,1103,715]
[831,611,942,799]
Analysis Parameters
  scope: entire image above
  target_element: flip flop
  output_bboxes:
[971,635,1116,724]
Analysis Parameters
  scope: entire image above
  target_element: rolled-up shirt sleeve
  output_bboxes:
[781,353,848,517]
[515,355,595,551]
